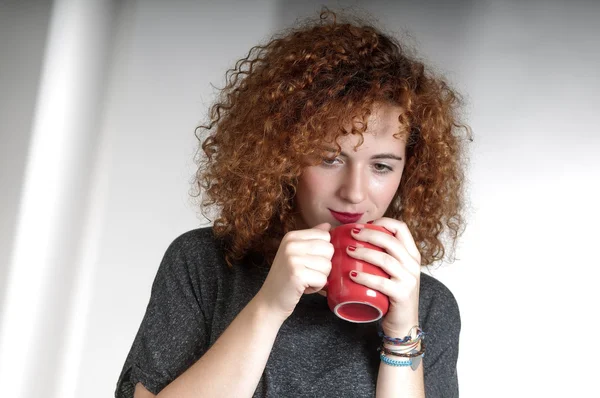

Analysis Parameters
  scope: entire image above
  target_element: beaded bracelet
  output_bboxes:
[380,353,412,367]
[378,325,425,346]
[384,333,425,349]
[378,331,411,344]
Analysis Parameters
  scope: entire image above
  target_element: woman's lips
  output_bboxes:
[329,209,363,224]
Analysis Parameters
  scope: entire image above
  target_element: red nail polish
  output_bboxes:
[347,245,356,252]
[350,271,358,277]
[352,227,361,234]
[366,220,374,224]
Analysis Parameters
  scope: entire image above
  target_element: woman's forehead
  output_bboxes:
[320,103,408,143]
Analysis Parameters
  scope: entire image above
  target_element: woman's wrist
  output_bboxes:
[379,321,424,352]
[250,292,289,328]
[380,318,419,339]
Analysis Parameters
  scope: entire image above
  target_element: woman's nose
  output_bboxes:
[338,166,366,204]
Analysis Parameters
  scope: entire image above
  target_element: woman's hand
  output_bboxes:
[256,223,334,322]
[347,217,422,337]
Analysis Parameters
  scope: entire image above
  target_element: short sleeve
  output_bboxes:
[421,276,461,398]
[115,235,210,397]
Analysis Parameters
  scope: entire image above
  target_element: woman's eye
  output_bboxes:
[373,163,393,173]
[322,157,339,166]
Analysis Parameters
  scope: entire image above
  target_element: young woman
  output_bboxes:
[116,9,470,398]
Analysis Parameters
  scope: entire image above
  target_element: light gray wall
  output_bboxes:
[1,1,598,397]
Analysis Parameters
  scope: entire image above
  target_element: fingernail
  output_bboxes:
[351,227,362,234]
[347,245,357,252]
[366,220,374,224]
[350,271,358,277]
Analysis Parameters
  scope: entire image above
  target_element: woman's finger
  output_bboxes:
[348,270,397,298]
[370,218,421,262]
[302,268,329,292]
[349,270,419,303]
[345,246,410,281]
[285,224,331,243]
[350,227,416,273]
[286,239,334,259]
[301,255,332,274]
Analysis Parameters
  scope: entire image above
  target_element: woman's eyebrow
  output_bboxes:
[323,148,403,161]
[371,153,403,161]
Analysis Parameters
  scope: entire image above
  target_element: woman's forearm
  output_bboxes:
[157,295,284,398]
[376,321,425,398]
[376,356,425,398]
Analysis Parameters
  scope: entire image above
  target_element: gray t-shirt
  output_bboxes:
[115,227,460,397]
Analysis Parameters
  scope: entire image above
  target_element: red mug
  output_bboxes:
[326,223,392,323]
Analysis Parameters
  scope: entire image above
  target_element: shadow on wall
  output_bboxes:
[0,0,53,322]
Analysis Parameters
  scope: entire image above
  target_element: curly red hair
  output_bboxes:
[193,9,471,267]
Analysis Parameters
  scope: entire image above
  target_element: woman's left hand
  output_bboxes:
[347,217,422,338]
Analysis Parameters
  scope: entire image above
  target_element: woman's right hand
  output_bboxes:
[256,223,334,321]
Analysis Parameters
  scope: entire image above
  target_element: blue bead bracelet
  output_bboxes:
[379,353,412,367]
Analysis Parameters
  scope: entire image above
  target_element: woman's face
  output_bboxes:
[296,103,407,228]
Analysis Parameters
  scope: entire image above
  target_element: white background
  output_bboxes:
[1,0,599,397]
